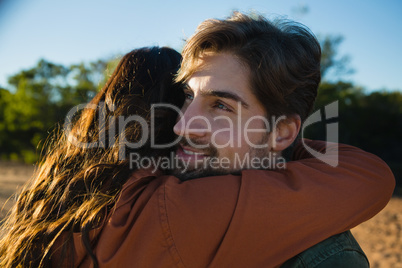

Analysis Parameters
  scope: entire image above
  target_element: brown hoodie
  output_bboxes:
[53,140,395,267]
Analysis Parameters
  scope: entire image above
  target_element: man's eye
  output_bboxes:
[184,93,194,101]
[214,101,233,112]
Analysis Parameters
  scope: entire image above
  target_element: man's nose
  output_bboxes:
[173,102,210,138]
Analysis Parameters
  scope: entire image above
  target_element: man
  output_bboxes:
[65,13,394,267]
[168,12,388,266]
[172,12,321,180]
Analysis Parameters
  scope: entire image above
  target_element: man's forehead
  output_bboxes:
[193,52,248,72]
[184,55,262,111]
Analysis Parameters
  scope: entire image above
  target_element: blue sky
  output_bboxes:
[0,0,401,92]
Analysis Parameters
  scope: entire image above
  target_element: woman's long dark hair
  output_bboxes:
[0,47,183,267]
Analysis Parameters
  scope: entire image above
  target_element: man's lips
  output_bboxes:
[176,144,208,160]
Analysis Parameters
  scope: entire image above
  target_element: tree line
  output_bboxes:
[0,38,401,194]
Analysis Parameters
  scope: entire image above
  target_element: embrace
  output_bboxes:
[0,12,394,268]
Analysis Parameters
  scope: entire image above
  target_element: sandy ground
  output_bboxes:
[0,161,36,221]
[351,198,402,268]
[0,161,401,267]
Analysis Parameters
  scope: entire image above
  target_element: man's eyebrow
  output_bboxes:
[183,84,193,92]
[184,83,249,108]
[201,89,249,109]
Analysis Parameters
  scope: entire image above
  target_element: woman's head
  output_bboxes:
[0,46,183,268]
[69,46,183,160]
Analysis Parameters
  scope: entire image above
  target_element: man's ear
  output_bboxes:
[270,114,301,152]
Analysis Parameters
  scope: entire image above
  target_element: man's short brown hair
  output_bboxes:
[177,12,321,123]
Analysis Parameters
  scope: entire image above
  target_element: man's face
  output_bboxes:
[173,53,275,180]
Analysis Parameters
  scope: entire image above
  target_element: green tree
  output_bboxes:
[0,88,12,159]
[319,35,354,80]
[0,58,111,162]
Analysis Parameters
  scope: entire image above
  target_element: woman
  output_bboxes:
[0,47,184,267]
